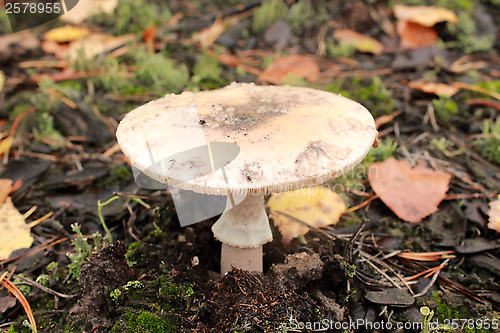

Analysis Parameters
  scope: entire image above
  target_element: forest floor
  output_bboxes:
[0,0,500,332]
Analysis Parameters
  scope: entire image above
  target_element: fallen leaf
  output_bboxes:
[408,81,461,97]
[0,137,13,157]
[394,4,458,27]
[142,25,158,51]
[66,33,136,61]
[0,179,13,206]
[44,26,90,43]
[258,54,319,84]
[0,71,4,93]
[192,16,226,48]
[268,187,346,245]
[0,197,34,260]
[0,296,17,314]
[375,110,401,129]
[397,20,438,49]
[368,158,452,223]
[60,0,118,24]
[365,288,414,306]
[41,39,70,59]
[488,195,500,232]
[333,29,384,55]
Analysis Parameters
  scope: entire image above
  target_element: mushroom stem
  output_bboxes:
[221,244,262,274]
[212,192,273,274]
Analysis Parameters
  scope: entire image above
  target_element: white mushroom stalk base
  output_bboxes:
[211,193,272,274]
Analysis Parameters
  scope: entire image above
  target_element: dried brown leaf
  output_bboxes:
[408,81,460,97]
[368,158,452,223]
[66,33,136,61]
[488,195,500,232]
[192,16,226,48]
[258,54,319,84]
[397,20,438,49]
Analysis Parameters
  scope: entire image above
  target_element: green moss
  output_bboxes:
[133,49,190,96]
[351,77,395,116]
[90,0,172,35]
[121,310,176,333]
[190,51,226,91]
[365,138,398,163]
[288,0,315,32]
[456,11,495,53]
[433,96,458,121]
[252,0,288,33]
[474,117,500,165]
[114,166,133,181]
[326,39,356,58]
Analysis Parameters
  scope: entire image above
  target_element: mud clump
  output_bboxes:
[199,252,345,332]
[79,241,134,329]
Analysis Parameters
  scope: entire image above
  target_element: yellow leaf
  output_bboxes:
[0,179,13,207]
[0,71,4,93]
[44,26,90,43]
[268,187,346,246]
[334,29,384,55]
[0,197,34,260]
[394,4,458,27]
[0,136,13,156]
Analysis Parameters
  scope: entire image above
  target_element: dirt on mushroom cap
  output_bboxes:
[116,83,378,195]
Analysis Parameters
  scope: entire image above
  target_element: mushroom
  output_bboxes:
[116,83,377,274]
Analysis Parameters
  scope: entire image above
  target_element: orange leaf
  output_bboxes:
[142,25,158,51]
[258,54,319,85]
[488,195,500,232]
[368,158,452,223]
[397,250,455,261]
[394,4,458,27]
[375,110,401,129]
[333,29,384,55]
[397,20,438,49]
[408,81,460,97]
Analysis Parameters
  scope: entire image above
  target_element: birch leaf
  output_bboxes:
[0,197,33,260]
[268,187,346,246]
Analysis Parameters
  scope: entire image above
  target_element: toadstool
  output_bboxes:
[116,82,377,274]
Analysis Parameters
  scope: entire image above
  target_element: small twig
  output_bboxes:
[346,219,367,262]
[413,258,451,298]
[360,251,414,295]
[364,259,402,289]
[13,274,75,299]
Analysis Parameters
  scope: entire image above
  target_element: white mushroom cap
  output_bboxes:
[116,83,377,195]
